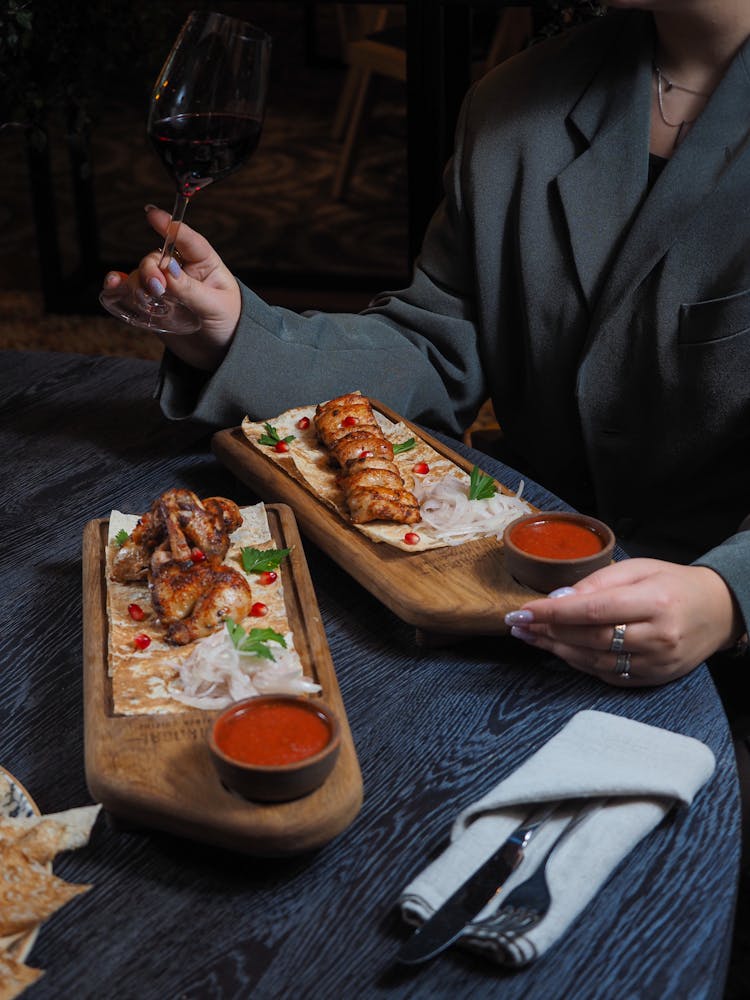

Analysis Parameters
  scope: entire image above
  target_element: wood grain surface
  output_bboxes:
[82,505,363,856]
[213,402,540,636]
[2,351,739,1000]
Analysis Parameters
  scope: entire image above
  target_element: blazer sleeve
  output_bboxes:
[692,526,750,638]
[158,88,489,436]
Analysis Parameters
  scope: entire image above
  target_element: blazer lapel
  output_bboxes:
[590,31,750,329]
[555,15,653,309]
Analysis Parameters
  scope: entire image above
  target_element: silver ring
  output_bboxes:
[610,623,627,653]
[615,652,632,679]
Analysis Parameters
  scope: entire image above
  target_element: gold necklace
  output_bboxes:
[653,64,710,147]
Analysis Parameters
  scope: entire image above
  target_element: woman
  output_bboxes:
[103,1,750,692]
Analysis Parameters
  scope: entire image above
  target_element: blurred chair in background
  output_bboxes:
[330,5,533,201]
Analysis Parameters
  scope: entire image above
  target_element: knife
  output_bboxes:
[396,802,557,965]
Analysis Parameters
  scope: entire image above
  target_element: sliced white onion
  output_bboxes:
[412,474,530,545]
[167,628,321,710]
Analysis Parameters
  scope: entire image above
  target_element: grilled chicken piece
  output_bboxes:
[332,431,395,467]
[203,496,243,535]
[343,466,404,493]
[314,393,423,527]
[150,557,253,645]
[111,512,160,582]
[155,488,238,561]
[343,456,415,491]
[111,490,242,583]
[346,485,421,525]
[315,404,380,450]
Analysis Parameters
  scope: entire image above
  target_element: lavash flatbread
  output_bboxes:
[0,806,102,867]
[0,847,90,938]
[0,776,99,996]
[106,503,304,716]
[241,397,529,551]
[0,951,43,1000]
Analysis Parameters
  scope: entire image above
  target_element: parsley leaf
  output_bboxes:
[114,528,130,547]
[468,465,497,501]
[393,437,416,455]
[225,618,287,661]
[241,546,292,574]
[258,422,295,448]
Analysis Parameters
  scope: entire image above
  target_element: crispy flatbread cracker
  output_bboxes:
[0,806,101,866]
[242,397,530,551]
[0,846,90,937]
[0,951,43,1000]
[107,503,304,715]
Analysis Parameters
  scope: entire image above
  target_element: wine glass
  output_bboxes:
[100,10,271,334]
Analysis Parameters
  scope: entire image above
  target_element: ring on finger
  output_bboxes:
[614,652,632,679]
[610,623,627,653]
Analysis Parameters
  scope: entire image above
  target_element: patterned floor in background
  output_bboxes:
[0,2,409,309]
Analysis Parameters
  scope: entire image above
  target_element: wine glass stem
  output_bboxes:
[158,192,190,272]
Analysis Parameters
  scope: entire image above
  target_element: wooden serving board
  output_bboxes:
[212,402,540,637]
[82,504,363,857]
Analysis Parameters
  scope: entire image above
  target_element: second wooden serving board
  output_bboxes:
[82,503,363,857]
[213,402,540,637]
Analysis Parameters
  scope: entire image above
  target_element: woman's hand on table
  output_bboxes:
[505,558,743,686]
[101,206,241,371]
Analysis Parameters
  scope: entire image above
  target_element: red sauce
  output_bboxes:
[214,700,331,766]
[510,519,603,560]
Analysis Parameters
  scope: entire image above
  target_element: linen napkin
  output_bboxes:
[399,710,716,966]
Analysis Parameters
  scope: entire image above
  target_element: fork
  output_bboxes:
[469,798,604,939]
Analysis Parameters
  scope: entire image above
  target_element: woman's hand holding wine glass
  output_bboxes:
[100,10,271,335]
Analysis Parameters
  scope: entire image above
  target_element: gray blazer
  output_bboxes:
[160,11,750,627]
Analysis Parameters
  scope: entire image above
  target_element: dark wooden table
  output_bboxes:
[0,349,739,999]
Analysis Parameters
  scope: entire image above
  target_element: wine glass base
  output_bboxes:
[99,285,201,335]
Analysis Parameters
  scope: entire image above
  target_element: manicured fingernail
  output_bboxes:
[510,625,538,644]
[148,277,165,297]
[505,609,534,626]
[548,587,576,599]
[144,203,158,213]
[167,257,182,278]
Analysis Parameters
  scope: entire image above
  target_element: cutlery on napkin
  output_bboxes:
[398,710,716,966]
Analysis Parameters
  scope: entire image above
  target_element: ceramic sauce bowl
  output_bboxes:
[502,511,615,593]
[208,695,341,802]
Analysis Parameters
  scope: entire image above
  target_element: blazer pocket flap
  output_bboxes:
[680,288,750,345]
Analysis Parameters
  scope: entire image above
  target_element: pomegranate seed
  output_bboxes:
[259,571,277,585]
[251,602,269,617]
[190,547,206,562]
[342,415,357,427]
[274,440,290,453]
[296,416,310,430]
[127,603,145,621]
[413,462,430,475]
[134,633,151,650]
[404,532,420,545]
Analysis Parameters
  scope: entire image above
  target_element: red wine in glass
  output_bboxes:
[149,113,263,197]
[100,12,271,334]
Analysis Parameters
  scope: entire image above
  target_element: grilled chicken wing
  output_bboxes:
[155,488,239,561]
[111,512,159,582]
[111,490,242,583]
[151,557,253,645]
[111,488,250,645]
